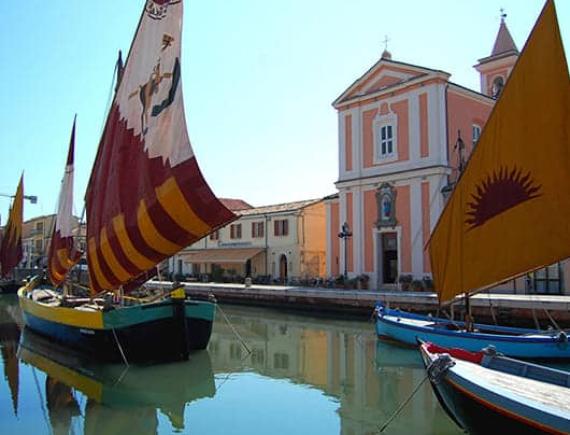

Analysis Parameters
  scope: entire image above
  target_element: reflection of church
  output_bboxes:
[208,305,447,433]
[324,15,570,292]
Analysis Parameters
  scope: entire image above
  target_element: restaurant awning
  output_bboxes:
[180,248,264,264]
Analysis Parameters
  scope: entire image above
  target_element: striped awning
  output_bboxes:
[180,248,264,264]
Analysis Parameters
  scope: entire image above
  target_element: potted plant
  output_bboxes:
[398,274,413,291]
[357,274,369,290]
[411,279,425,292]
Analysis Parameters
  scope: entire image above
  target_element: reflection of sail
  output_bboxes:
[18,328,215,433]
[84,401,158,435]
[0,296,21,417]
[46,376,80,435]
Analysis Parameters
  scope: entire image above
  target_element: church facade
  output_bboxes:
[325,17,566,293]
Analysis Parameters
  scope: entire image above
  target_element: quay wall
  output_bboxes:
[147,281,570,328]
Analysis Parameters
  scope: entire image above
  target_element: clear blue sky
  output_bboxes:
[1,0,568,221]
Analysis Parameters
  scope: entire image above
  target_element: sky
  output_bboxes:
[0,0,568,222]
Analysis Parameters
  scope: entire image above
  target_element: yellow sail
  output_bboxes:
[429,0,570,303]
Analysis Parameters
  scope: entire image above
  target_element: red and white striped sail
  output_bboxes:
[85,0,235,293]
[48,118,81,286]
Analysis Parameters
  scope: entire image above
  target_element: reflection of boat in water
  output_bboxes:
[0,295,22,417]
[0,279,22,294]
[17,328,215,433]
[375,339,423,369]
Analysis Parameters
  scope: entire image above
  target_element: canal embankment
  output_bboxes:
[147,280,570,328]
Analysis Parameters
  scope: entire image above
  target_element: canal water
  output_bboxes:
[0,294,462,435]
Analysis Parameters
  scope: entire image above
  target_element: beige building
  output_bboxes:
[21,214,83,269]
[170,198,327,283]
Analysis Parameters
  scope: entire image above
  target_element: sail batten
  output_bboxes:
[429,0,570,303]
[86,0,235,292]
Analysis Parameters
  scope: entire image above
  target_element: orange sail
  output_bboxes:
[429,0,570,303]
[0,176,23,277]
[85,0,235,293]
[48,118,81,287]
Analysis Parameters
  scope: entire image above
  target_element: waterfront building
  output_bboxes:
[326,17,569,294]
[170,198,327,283]
[20,214,83,269]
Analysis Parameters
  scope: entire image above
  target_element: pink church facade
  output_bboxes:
[324,19,554,291]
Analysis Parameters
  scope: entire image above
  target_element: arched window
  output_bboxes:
[492,76,504,99]
[472,124,481,148]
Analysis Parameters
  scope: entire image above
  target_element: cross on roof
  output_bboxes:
[383,35,390,51]
[500,8,507,22]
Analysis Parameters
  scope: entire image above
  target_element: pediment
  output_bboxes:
[333,59,444,108]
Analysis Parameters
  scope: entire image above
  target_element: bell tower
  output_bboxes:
[475,10,519,99]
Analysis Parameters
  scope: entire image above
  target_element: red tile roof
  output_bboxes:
[220,198,253,211]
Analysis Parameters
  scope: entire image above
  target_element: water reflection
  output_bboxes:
[0,296,461,435]
[16,329,214,434]
[0,295,21,417]
[209,305,461,435]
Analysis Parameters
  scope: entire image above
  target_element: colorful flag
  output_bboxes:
[0,177,23,277]
[429,0,570,303]
[48,118,81,286]
[85,0,235,293]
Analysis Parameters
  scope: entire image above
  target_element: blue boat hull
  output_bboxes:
[375,306,570,359]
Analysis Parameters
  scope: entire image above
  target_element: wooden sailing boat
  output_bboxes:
[375,0,570,360]
[415,1,570,432]
[18,0,236,363]
[0,177,24,294]
[419,340,570,434]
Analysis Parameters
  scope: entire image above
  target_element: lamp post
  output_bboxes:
[338,222,352,281]
[0,193,37,204]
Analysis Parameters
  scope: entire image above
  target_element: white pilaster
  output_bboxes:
[410,179,423,277]
[353,188,363,275]
[339,111,346,176]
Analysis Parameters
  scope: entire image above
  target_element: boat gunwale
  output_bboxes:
[378,314,563,344]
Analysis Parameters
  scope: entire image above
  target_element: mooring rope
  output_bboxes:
[213,304,253,393]
[111,327,129,367]
[217,304,251,354]
[377,373,430,433]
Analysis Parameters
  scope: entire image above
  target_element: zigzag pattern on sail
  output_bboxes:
[85,0,235,293]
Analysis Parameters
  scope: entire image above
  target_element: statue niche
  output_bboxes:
[375,183,397,228]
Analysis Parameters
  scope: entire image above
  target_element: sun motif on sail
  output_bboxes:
[465,166,542,229]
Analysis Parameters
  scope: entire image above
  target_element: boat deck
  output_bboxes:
[453,357,570,414]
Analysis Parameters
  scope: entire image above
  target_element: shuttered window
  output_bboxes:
[274,219,289,236]
[252,222,264,238]
[230,224,242,239]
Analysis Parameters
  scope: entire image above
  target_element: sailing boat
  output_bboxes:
[415,1,570,432]
[374,0,570,359]
[18,0,236,363]
[0,177,24,294]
